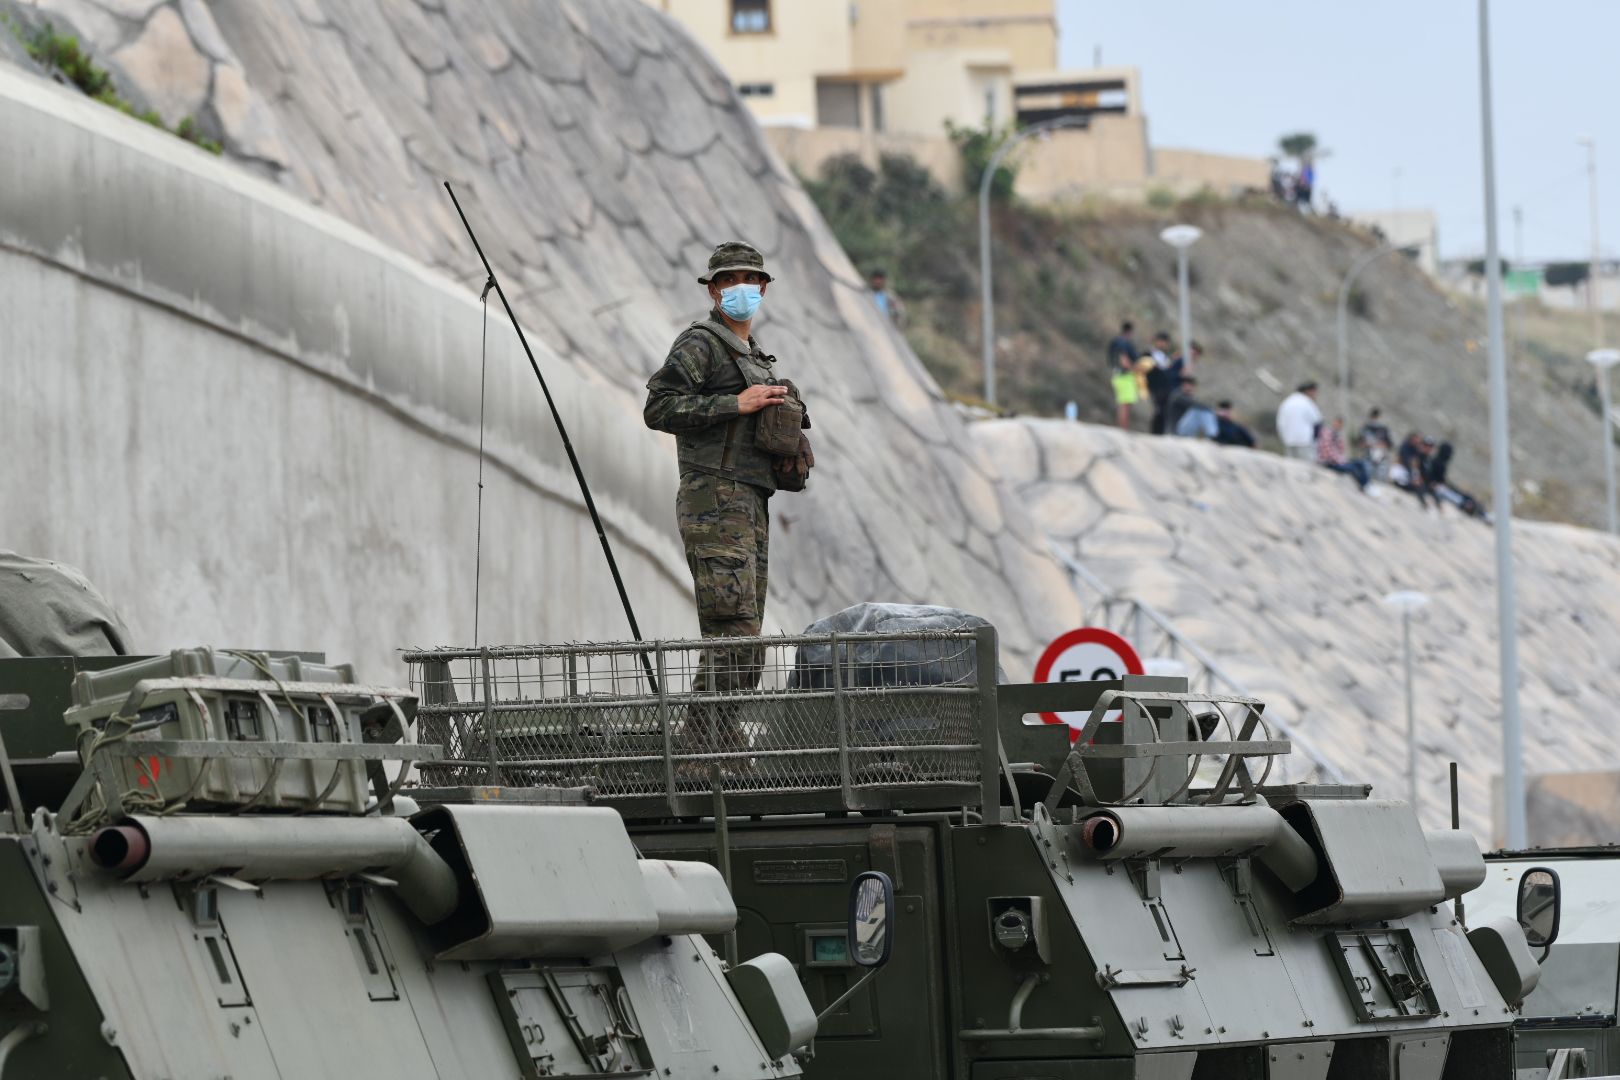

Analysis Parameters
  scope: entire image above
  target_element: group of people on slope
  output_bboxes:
[1376,421,1487,516]
[1269,155,1317,213]
[1105,322,1255,446]
[1276,383,1486,516]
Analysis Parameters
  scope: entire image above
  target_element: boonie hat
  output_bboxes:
[698,241,773,284]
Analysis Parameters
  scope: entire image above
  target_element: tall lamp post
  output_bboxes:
[1336,245,1409,422]
[1159,224,1203,363]
[1478,0,1526,849]
[1384,591,1431,818]
[979,116,1086,406]
[1588,348,1620,533]
[1579,136,1602,350]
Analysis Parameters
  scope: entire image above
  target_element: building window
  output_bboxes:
[816,79,861,129]
[738,82,775,98]
[731,0,770,34]
[871,83,884,133]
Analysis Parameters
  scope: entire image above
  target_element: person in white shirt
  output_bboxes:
[1275,380,1323,460]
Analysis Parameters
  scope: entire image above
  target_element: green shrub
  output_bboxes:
[1544,261,1590,288]
[175,115,222,153]
[10,19,222,154]
[24,24,112,98]
[946,120,1018,202]
[802,151,969,302]
[1146,187,1176,210]
[1347,286,1371,320]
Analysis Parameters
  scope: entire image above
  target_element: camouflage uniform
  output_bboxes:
[644,244,809,748]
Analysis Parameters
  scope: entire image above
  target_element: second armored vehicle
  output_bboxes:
[406,623,1550,1080]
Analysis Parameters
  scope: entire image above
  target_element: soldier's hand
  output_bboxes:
[737,384,789,415]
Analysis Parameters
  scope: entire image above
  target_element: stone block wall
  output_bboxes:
[0,0,1081,679]
[980,418,1620,839]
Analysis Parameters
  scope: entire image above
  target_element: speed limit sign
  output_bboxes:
[1032,627,1145,741]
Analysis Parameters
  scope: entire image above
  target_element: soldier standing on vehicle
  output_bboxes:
[644,242,813,749]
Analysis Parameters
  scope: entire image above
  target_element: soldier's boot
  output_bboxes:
[676,700,748,784]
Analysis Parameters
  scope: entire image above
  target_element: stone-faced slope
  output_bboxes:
[978,418,1620,839]
[3,0,1079,663]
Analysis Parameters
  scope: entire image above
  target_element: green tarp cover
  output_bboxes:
[0,551,130,658]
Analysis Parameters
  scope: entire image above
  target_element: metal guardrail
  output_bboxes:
[401,629,999,818]
[1048,541,1348,785]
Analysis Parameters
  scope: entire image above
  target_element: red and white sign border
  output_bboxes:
[1032,626,1145,731]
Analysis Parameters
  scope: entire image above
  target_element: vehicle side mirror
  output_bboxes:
[848,870,894,968]
[1517,867,1561,950]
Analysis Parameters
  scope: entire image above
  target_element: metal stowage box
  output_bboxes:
[62,648,385,813]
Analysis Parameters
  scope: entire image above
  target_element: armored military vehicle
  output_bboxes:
[1472,848,1615,1078]
[0,646,827,1079]
[405,624,1557,1080]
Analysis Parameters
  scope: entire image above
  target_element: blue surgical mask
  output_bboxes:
[718,283,763,320]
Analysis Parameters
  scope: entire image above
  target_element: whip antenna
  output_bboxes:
[444,181,658,693]
[472,275,493,645]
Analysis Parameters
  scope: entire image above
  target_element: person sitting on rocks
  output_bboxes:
[1359,406,1393,479]
[1424,441,1487,518]
[1316,416,1371,490]
[1213,400,1257,447]
[1359,407,1392,455]
[1170,376,1218,438]
[1394,432,1435,507]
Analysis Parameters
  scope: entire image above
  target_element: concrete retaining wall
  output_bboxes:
[0,0,1082,684]
[0,63,694,682]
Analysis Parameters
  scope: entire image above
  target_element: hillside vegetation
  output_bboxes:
[805,155,1616,528]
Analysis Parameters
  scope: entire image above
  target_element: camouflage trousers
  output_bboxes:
[676,473,770,750]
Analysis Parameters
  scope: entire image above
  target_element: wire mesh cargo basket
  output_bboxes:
[401,628,996,818]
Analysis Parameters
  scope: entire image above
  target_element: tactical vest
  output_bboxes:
[675,319,780,493]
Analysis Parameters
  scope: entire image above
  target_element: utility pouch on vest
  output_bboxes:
[754,378,805,456]
[772,432,815,493]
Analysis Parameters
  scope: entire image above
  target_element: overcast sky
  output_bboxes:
[1055,1,1619,264]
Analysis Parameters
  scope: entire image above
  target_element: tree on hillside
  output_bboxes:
[801,152,968,298]
[946,121,1020,202]
[1466,256,1512,277]
[1277,132,1319,160]
[1544,261,1591,289]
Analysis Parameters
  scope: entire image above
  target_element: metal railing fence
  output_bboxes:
[401,629,998,817]
[1048,542,1347,785]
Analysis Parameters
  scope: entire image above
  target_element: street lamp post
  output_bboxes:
[1477,0,1526,849]
[1588,348,1620,533]
[1579,136,1602,350]
[1384,591,1431,817]
[1159,224,1203,364]
[979,116,1087,406]
[1336,245,1405,422]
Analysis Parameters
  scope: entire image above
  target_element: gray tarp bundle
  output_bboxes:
[0,551,130,658]
[789,602,1004,689]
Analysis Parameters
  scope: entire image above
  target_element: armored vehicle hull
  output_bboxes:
[633,806,1515,1080]
[0,651,814,1079]
[1474,849,1620,1079]
[405,627,1549,1080]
